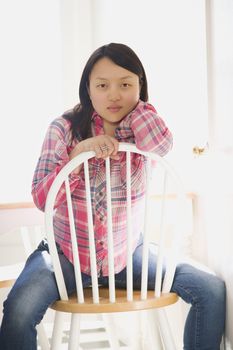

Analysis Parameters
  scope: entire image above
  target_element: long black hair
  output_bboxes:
[63,43,149,142]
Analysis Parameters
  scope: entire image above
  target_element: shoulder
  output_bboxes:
[134,100,158,115]
[43,116,73,146]
[128,101,158,124]
[46,116,73,141]
[49,116,71,133]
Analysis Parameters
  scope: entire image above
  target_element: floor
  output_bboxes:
[38,318,130,350]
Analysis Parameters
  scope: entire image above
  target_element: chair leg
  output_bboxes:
[68,314,81,350]
[37,323,50,350]
[138,310,163,350]
[102,314,121,350]
[157,309,177,350]
[139,311,148,349]
[51,311,65,350]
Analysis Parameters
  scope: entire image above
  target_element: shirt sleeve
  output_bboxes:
[130,101,173,156]
[31,118,81,211]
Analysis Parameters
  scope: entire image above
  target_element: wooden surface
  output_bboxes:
[0,202,35,210]
[51,288,179,314]
[0,279,15,288]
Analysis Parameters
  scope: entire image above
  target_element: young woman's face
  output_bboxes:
[88,57,140,129]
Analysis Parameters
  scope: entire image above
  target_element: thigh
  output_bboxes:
[4,240,76,318]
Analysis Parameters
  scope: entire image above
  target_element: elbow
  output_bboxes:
[31,189,46,212]
[157,131,173,156]
[155,127,173,156]
[135,129,173,157]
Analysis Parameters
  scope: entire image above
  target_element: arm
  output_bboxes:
[130,101,173,156]
[31,118,81,211]
[32,119,120,211]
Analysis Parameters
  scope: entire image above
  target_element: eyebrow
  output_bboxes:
[95,76,134,81]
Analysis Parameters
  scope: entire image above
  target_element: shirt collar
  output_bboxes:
[91,100,143,135]
[91,111,104,136]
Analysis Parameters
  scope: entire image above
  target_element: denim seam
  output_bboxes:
[173,283,202,350]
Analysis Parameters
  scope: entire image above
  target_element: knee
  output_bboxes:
[2,294,34,330]
[174,264,226,308]
[198,274,226,309]
[210,276,226,304]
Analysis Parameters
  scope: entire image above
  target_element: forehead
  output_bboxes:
[89,57,137,80]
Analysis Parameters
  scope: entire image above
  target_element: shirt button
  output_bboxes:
[99,241,104,246]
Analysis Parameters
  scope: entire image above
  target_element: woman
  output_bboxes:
[0,43,225,350]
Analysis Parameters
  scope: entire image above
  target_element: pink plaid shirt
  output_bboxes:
[32,100,172,276]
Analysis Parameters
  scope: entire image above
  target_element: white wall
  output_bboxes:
[206,0,233,151]
[190,1,233,347]
[0,0,93,203]
[91,0,209,165]
[0,0,63,202]
[60,0,93,110]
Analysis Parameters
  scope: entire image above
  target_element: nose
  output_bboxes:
[108,87,121,101]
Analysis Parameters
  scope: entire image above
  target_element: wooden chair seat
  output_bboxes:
[0,278,15,289]
[51,288,178,313]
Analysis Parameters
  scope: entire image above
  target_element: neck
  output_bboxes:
[103,120,119,137]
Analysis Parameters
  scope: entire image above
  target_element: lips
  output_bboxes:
[107,105,122,113]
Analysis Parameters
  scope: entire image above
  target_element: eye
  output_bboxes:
[96,83,107,89]
[121,83,131,88]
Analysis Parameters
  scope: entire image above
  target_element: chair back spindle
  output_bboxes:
[105,157,116,303]
[65,178,84,304]
[126,151,133,301]
[83,160,99,303]
[155,171,167,297]
[141,158,152,300]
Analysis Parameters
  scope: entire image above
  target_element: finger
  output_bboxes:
[104,137,119,155]
[110,137,119,155]
[110,154,120,160]
[94,144,103,158]
[101,140,114,156]
[100,143,109,154]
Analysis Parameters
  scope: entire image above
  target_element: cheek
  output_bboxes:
[89,93,105,109]
[125,91,140,106]
[129,86,140,100]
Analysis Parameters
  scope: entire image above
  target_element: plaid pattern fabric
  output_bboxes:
[32,100,173,276]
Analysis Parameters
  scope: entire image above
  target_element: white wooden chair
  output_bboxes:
[0,226,50,350]
[45,143,186,349]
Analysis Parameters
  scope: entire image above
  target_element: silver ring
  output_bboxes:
[100,144,108,152]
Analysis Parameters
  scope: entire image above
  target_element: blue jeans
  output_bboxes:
[0,239,225,350]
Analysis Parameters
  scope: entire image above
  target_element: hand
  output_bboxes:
[81,135,119,160]
[69,135,120,174]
